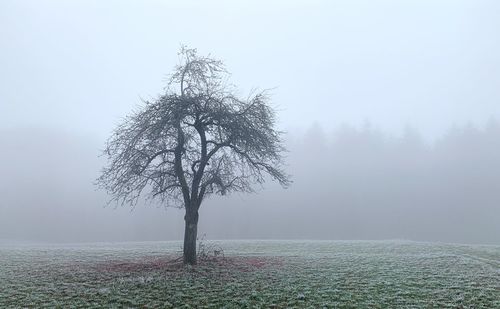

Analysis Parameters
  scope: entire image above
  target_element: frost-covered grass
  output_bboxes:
[0,240,498,308]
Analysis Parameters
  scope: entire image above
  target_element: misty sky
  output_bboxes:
[1,1,500,244]
[2,0,500,139]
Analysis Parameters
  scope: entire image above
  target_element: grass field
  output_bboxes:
[0,240,498,308]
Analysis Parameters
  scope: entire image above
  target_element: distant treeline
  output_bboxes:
[263,120,500,243]
[1,122,499,244]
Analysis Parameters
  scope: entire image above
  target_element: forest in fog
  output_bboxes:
[1,120,499,244]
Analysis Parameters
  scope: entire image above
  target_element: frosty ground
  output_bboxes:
[0,240,498,308]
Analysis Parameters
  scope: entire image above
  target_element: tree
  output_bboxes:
[97,47,291,265]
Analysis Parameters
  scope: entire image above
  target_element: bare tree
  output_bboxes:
[97,47,291,265]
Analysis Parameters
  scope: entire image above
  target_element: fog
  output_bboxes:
[1,0,500,244]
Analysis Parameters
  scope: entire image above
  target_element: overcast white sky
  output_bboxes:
[1,0,500,140]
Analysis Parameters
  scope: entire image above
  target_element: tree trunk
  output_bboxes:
[183,209,198,265]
